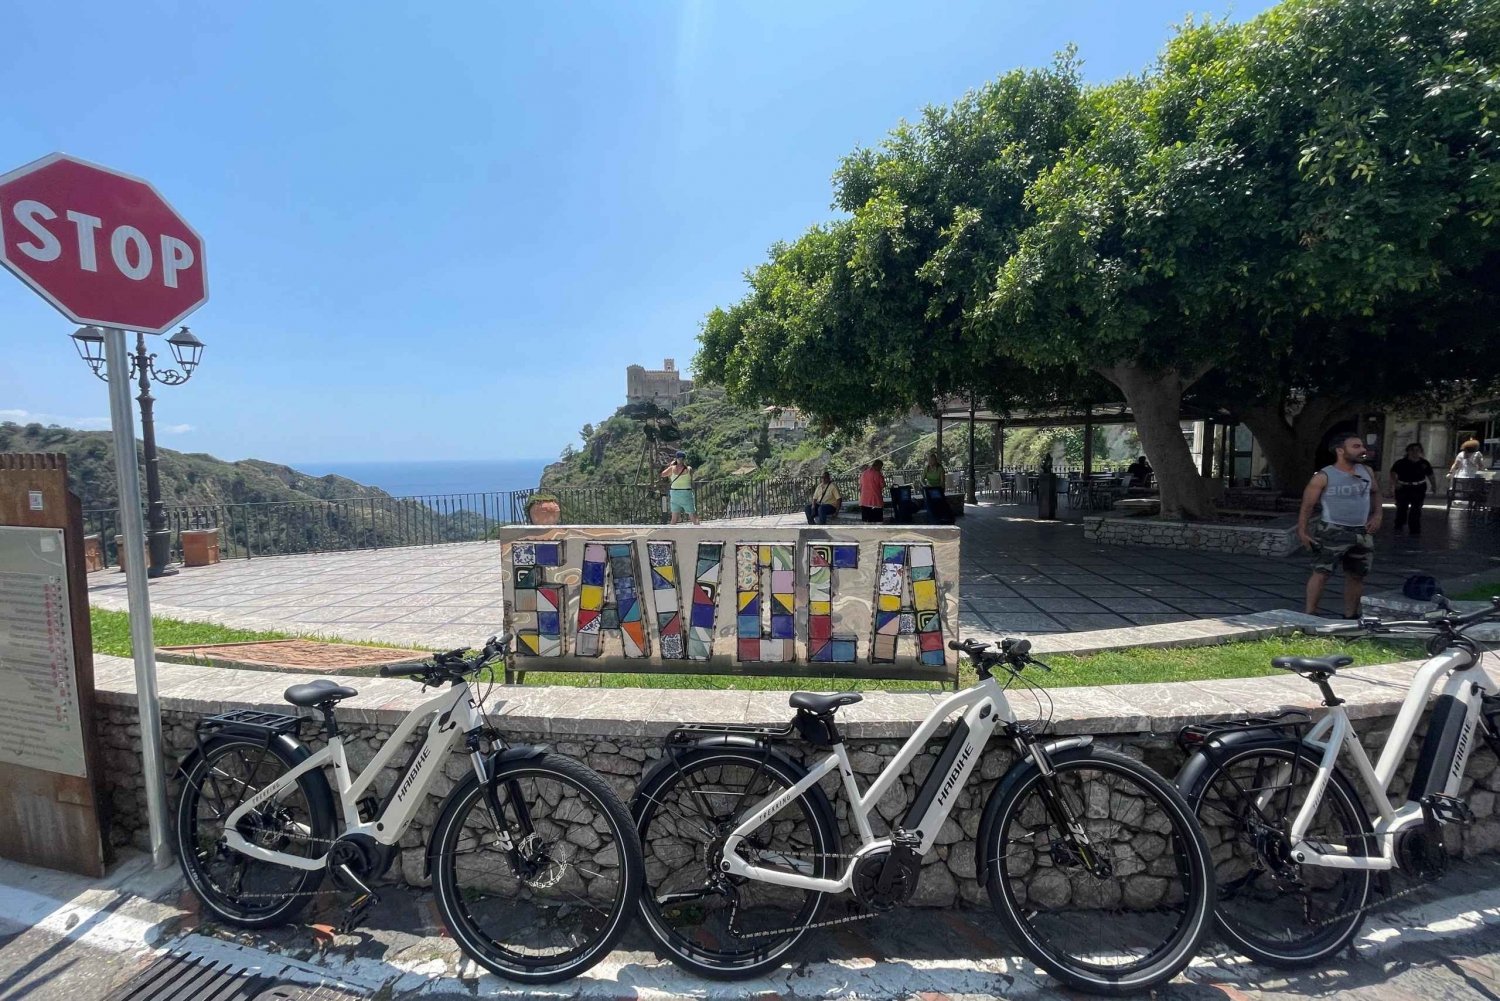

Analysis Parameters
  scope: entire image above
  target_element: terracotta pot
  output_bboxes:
[528,500,561,525]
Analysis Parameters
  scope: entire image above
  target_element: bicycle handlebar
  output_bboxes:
[950,636,1050,671]
[1310,597,1499,638]
[380,633,513,680]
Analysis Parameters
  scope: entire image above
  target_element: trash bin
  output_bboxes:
[181,528,221,567]
[83,534,104,572]
[890,484,917,524]
[1037,472,1058,520]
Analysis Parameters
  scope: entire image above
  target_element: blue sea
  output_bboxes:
[295,458,551,499]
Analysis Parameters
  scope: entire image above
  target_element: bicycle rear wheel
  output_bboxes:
[175,735,334,928]
[1185,744,1373,967]
[632,746,838,979]
[430,751,643,983]
[981,745,1214,995]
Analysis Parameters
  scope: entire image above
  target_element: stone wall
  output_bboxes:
[1085,513,1300,558]
[90,657,1499,908]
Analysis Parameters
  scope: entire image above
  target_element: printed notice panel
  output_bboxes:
[0,527,86,777]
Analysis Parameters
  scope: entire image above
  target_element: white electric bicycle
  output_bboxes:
[173,634,644,983]
[1176,596,1500,967]
[631,637,1215,995]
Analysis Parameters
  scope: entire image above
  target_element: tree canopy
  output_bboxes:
[697,0,1500,518]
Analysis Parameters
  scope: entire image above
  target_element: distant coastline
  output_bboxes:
[293,458,551,498]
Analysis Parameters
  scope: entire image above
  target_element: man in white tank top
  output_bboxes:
[1297,431,1382,617]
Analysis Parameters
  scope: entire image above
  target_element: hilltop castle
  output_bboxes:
[626,358,693,410]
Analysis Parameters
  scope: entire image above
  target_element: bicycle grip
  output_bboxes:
[379,662,430,678]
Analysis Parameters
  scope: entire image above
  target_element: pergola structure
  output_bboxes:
[932,394,1227,503]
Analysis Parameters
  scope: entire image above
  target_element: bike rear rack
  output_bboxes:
[197,708,304,740]
[666,720,795,746]
[1176,709,1312,753]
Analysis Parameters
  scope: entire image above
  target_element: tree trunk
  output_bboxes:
[1099,364,1212,520]
[1239,396,1358,495]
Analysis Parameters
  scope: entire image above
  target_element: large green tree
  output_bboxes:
[991,0,1500,512]
[697,59,1096,427]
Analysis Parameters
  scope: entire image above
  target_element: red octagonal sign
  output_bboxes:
[0,153,207,334]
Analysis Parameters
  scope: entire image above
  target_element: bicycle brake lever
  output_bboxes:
[1029,657,1053,672]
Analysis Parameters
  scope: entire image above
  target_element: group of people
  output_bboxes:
[803,450,951,525]
[1298,434,1490,618]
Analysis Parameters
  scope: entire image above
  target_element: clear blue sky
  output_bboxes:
[0,0,1273,465]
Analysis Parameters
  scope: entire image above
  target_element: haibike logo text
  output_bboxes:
[1451,718,1475,782]
[398,745,432,804]
[936,743,976,809]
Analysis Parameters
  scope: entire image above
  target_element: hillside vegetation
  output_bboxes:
[0,422,388,509]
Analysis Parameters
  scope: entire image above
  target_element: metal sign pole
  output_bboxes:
[104,326,172,868]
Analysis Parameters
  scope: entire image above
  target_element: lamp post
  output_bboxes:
[71,325,205,578]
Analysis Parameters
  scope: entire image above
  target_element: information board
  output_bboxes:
[0,526,86,777]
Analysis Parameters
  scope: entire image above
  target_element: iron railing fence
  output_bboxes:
[83,463,1106,566]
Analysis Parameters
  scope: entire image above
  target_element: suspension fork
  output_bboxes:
[468,731,535,873]
[1017,735,1108,877]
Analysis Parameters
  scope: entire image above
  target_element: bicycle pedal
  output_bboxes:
[336,892,378,935]
[1422,794,1475,826]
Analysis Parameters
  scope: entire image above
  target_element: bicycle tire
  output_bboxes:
[174,734,335,928]
[980,745,1214,995]
[430,751,644,983]
[632,745,839,979]
[1182,743,1373,967]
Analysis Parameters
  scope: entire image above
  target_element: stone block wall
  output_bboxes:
[93,683,1499,908]
[1085,514,1300,558]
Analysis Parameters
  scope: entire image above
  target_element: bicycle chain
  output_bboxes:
[721,845,879,941]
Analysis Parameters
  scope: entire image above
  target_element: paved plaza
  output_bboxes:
[87,501,1498,650]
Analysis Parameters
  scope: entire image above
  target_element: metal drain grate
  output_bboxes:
[106,951,365,1001]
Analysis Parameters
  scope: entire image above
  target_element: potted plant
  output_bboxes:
[525,491,562,525]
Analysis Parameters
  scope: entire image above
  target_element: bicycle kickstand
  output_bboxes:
[334,863,381,935]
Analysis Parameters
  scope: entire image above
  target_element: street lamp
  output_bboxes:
[71,325,206,578]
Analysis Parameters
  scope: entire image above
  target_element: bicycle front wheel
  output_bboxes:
[981,745,1214,995]
[430,751,643,983]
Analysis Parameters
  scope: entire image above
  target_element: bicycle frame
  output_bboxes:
[219,682,488,872]
[722,671,1023,894]
[1286,646,1499,872]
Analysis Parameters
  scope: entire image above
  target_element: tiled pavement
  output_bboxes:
[87,502,1499,648]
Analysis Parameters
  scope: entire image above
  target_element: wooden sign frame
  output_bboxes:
[0,453,108,875]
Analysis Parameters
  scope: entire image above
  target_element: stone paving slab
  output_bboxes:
[5,847,1499,1001]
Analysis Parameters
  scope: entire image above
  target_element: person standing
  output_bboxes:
[1298,432,1382,617]
[804,471,842,525]
[922,449,951,523]
[661,451,699,525]
[1450,438,1485,478]
[1388,443,1436,536]
[859,460,886,522]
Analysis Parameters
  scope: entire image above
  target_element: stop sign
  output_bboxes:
[0,153,207,334]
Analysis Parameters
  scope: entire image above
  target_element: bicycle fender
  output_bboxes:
[630,736,838,843]
[1174,729,1306,802]
[174,732,334,811]
[974,739,1093,886]
[631,734,779,808]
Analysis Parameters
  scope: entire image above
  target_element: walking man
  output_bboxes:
[1388,443,1436,536]
[661,451,699,525]
[1298,432,1382,617]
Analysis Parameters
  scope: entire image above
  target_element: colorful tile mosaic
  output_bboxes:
[735,543,795,663]
[808,544,859,663]
[576,541,649,658]
[688,543,723,661]
[872,542,945,666]
[510,541,566,658]
[647,541,685,660]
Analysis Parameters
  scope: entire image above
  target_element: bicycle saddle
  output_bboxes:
[788,691,863,714]
[284,679,359,707]
[1271,654,1353,675]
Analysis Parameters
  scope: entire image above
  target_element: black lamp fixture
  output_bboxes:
[69,324,206,577]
